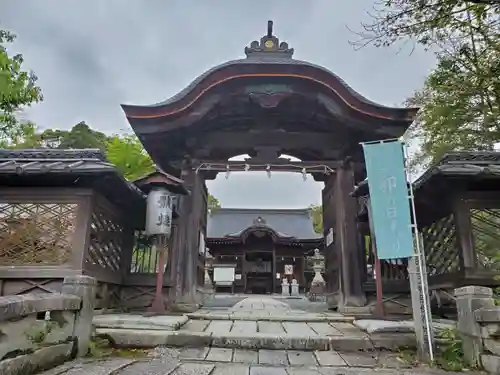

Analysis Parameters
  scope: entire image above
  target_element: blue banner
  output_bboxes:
[362,141,414,259]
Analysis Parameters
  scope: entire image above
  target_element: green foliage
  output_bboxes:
[397,329,467,371]
[208,194,221,209]
[25,321,57,344]
[6,121,159,182]
[106,134,155,180]
[87,337,148,358]
[0,30,43,143]
[351,0,500,49]
[406,42,500,168]
[0,121,40,148]
[351,0,500,168]
[309,205,323,234]
[40,122,109,151]
[434,328,466,371]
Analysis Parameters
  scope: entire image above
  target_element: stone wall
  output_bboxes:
[0,275,96,375]
[455,285,500,374]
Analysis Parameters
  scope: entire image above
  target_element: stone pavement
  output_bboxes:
[94,297,416,351]
[39,297,473,375]
[38,346,478,375]
[185,296,353,321]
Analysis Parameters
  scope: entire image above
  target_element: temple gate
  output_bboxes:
[122,21,417,311]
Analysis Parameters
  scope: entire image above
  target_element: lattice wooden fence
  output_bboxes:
[421,213,459,276]
[86,203,124,272]
[470,208,500,271]
[0,203,77,265]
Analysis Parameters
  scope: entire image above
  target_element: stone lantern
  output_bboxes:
[310,248,325,296]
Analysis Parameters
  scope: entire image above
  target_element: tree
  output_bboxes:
[105,135,155,181]
[208,194,221,209]
[405,29,500,167]
[352,1,500,166]
[0,30,42,143]
[0,121,40,148]
[310,205,323,234]
[351,0,500,50]
[40,122,108,151]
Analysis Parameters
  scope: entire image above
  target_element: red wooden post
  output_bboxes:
[374,250,385,318]
[149,236,168,313]
[367,199,385,318]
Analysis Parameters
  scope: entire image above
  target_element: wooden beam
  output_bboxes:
[192,159,342,173]
[193,131,343,150]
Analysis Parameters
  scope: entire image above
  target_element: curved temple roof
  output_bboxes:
[207,207,322,241]
[122,21,418,123]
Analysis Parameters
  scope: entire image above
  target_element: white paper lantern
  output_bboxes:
[145,188,173,237]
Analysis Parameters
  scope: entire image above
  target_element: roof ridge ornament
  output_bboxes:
[253,216,266,225]
[245,20,294,59]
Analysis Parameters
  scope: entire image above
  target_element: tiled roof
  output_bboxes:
[207,207,322,240]
[0,148,116,174]
[147,55,397,110]
[0,148,146,202]
[351,151,500,198]
[413,151,500,189]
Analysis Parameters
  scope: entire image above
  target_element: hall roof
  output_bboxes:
[122,21,418,166]
[207,207,322,240]
[351,151,500,226]
[0,148,146,225]
[352,151,500,198]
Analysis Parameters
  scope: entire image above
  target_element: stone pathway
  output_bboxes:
[180,315,362,338]
[40,297,474,375]
[188,296,349,321]
[38,347,477,375]
[231,297,291,312]
[94,297,415,351]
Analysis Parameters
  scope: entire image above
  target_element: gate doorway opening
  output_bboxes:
[245,250,273,295]
[205,155,324,296]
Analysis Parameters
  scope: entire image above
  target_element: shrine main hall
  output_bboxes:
[206,208,322,294]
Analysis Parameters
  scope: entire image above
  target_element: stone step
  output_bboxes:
[96,328,416,352]
[186,312,354,323]
[93,314,188,331]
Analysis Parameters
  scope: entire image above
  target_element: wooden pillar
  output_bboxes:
[169,170,205,308]
[272,247,276,294]
[334,162,366,308]
[243,249,248,293]
[453,196,476,274]
[71,193,94,271]
[322,173,341,309]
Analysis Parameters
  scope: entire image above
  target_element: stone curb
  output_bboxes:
[93,315,189,331]
[186,313,355,323]
[0,342,74,375]
[0,293,81,321]
[96,328,416,352]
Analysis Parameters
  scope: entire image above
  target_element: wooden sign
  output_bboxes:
[326,228,334,247]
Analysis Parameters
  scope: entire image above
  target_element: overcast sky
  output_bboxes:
[1,1,436,208]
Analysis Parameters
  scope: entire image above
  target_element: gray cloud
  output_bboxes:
[0,0,435,208]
